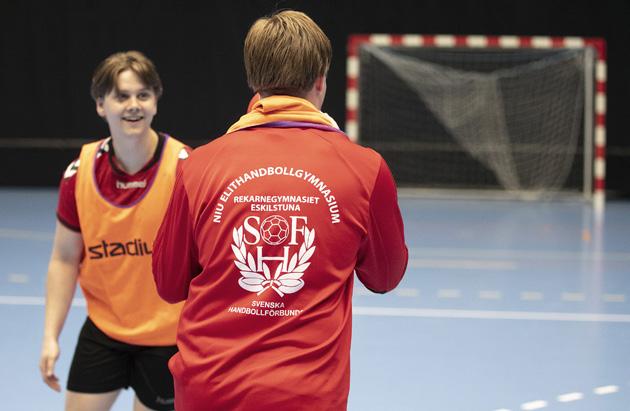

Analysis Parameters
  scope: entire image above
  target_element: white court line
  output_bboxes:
[521,400,547,410]
[352,306,630,322]
[593,385,619,395]
[408,247,630,262]
[561,292,585,302]
[520,291,544,301]
[498,383,621,411]
[0,228,54,241]
[438,289,461,299]
[479,290,503,300]
[603,294,626,303]
[2,296,629,323]
[395,288,419,297]
[0,296,45,305]
[409,259,517,270]
[0,296,85,306]
[7,273,30,284]
[557,392,583,402]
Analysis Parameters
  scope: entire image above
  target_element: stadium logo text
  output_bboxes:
[88,239,152,259]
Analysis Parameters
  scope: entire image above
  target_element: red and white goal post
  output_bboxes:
[346,34,606,204]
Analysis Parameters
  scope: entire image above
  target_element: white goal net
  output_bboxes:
[348,35,606,201]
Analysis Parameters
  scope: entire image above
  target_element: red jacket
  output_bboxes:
[153,118,407,410]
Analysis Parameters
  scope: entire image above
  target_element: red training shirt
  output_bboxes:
[153,123,408,411]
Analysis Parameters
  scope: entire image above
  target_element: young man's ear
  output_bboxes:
[313,75,327,109]
[314,75,326,93]
[304,75,327,109]
[95,97,105,118]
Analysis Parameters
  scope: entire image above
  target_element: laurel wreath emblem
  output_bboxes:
[231,225,315,297]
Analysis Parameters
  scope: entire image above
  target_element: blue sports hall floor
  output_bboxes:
[1,188,629,410]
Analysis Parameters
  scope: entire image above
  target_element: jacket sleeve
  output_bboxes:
[355,157,408,293]
[152,169,200,303]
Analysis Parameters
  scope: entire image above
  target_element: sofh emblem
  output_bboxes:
[231,216,315,297]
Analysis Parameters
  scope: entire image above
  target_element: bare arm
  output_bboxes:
[39,221,83,392]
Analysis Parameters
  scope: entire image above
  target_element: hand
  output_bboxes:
[39,337,61,392]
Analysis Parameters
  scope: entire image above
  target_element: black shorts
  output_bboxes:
[67,317,177,411]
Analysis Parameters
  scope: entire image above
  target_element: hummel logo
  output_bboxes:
[116,180,147,189]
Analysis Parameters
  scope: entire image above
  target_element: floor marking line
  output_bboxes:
[557,392,583,402]
[521,400,547,410]
[7,273,30,284]
[520,291,544,301]
[409,258,516,270]
[409,246,630,261]
[437,289,461,299]
[2,296,630,323]
[479,290,503,300]
[0,296,85,306]
[395,288,419,297]
[0,228,54,241]
[352,306,630,322]
[498,382,625,410]
[593,385,619,395]
[561,292,586,302]
[603,294,626,303]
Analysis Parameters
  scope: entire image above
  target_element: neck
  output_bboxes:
[110,129,158,175]
[302,89,323,110]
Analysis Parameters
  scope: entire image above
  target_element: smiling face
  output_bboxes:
[96,69,157,139]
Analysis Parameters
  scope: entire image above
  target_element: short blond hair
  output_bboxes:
[244,10,332,96]
[90,50,163,100]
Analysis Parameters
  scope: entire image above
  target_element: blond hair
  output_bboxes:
[244,10,332,96]
[90,50,163,100]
